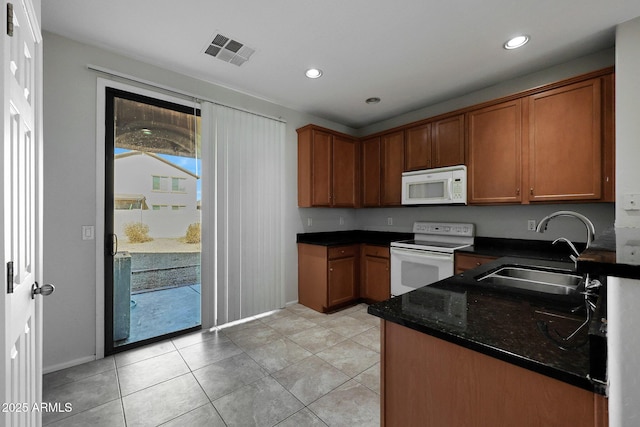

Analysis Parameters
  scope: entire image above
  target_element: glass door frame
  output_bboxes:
[104,86,202,356]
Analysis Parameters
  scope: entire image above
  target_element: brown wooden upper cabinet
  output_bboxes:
[361,131,405,207]
[297,125,360,207]
[381,130,405,206]
[467,72,614,205]
[467,99,523,204]
[405,115,465,171]
[361,136,382,207]
[298,68,614,208]
[526,77,603,202]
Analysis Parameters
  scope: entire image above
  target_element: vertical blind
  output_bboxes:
[202,102,285,325]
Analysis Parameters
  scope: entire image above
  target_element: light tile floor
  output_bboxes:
[43,303,381,426]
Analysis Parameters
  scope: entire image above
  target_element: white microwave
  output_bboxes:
[401,165,467,205]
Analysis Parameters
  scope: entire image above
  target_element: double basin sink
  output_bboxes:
[477,264,583,296]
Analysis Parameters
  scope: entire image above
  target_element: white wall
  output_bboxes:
[357,48,615,137]
[42,32,353,371]
[353,204,614,243]
[608,16,640,427]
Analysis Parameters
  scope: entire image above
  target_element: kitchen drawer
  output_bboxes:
[455,253,497,274]
[328,245,358,259]
[363,245,390,258]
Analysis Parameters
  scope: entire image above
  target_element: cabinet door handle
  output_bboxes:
[329,268,333,272]
[516,188,520,195]
[530,188,534,195]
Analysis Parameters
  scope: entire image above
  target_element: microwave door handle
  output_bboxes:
[448,177,453,199]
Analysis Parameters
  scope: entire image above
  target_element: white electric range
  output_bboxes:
[390,221,475,296]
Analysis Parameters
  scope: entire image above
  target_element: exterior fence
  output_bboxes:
[115,209,201,239]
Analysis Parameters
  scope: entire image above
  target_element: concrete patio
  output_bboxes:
[116,284,201,347]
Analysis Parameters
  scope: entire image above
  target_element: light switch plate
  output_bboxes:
[82,225,95,240]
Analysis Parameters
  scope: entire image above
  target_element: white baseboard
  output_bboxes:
[44,355,98,374]
[285,300,299,307]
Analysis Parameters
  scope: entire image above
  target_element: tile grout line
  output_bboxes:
[174,338,230,426]
[43,304,379,426]
[113,364,129,427]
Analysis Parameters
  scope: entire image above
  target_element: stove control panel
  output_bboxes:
[412,222,474,237]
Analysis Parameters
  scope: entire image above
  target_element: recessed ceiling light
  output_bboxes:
[305,68,323,79]
[366,97,381,104]
[504,35,530,50]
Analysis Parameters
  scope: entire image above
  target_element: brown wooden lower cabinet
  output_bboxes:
[454,252,498,274]
[298,243,359,312]
[361,245,390,303]
[298,243,391,312]
[381,321,608,427]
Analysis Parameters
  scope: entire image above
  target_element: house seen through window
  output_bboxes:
[172,177,186,192]
[152,175,186,193]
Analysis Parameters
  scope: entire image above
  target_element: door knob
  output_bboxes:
[31,282,55,299]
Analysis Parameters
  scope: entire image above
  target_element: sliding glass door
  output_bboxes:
[105,87,202,354]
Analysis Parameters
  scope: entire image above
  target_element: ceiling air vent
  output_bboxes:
[204,33,255,66]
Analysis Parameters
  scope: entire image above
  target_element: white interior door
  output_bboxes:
[1,1,44,425]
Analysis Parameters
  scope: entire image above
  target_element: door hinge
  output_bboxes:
[7,3,14,37]
[7,261,14,293]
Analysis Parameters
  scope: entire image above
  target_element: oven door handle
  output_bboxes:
[391,247,454,260]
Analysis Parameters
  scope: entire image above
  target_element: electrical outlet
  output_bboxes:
[527,220,536,231]
[339,217,344,225]
[623,194,640,211]
[307,218,312,227]
[387,217,393,226]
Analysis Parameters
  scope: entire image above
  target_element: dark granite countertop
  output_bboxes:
[298,232,581,263]
[296,230,412,247]
[458,236,582,263]
[578,227,640,279]
[368,256,606,394]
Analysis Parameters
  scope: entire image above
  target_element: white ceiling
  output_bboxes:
[41,1,640,129]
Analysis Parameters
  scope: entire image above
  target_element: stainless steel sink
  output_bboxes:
[477,265,583,295]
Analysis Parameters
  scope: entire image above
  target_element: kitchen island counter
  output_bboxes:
[368,256,606,394]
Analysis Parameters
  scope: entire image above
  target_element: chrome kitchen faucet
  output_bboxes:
[535,210,596,263]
